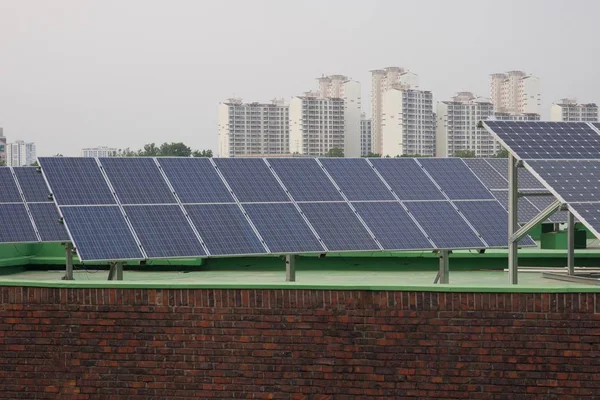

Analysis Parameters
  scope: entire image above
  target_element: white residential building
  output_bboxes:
[493,113,541,121]
[289,95,345,156]
[490,71,541,115]
[371,67,419,155]
[317,75,361,157]
[81,146,117,157]
[218,98,289,157]
[360,113,372,156]
[550,98,599,122]
[6,140,36,167]
[381,88,435,157]
[0,128,6,164]
[436,92,498,157]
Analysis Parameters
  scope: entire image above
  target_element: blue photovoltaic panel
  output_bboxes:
[267,158,342,202]
[569,204,600,236]
[0,204,38,243]
[484,121,600,160]
[157,158,233,204]
[525,195,568,223]
[491,190,544,224]
[352,202,432,250]
[319,159,394,201]
[418,159,494,200]
[38,157,116,205]
[0,168,22,203]
[243,203,325,253]
[100,158,176,205]
[369,159,444,200]
[213,159,289,203]
[123,205,205,258]
[404,201,485,249]
[298,202,379,251]
[60,206,143,261]
[28,203,70,242]
[463,159,507,190]
[485,158,546,189]
[526,160,600,203]
[185,204,266,255]
[13,167,51,202]
[453,200,535,247]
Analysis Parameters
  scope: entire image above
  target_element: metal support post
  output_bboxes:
[508,154,519,284]
[108,262,124,281]
[567,211,575,275]
[115,262,123,281]
[285,255,296,282]
[64,243,74,281]
[438,250,449,284]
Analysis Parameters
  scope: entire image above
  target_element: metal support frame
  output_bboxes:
[508,154,519,284]
[438,250,449,284]
[285,255,296,282]
[64,243,74,281]
[567,211,575,275]
[510,199,562,243]
[108,262,124,281]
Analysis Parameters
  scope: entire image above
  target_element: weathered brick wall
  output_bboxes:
[1,287,599,399]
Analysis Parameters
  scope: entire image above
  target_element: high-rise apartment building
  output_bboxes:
[0,128,6,164]
[317,75,361,157]
[289,95,345,156]
[493,113,541,121]
[218,98,289,157]
[6,140,36,166]
[490,71,541,115]
[436,92,499,157]
[371,67,419,154]
[81,146,118,157]
[381,88,435,157]
[360,113,372,156]
[550,98,599,122]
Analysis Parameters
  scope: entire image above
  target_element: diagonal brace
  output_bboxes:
[510,199,563,243]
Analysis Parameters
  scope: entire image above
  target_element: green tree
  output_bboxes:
[159,142,192,157]
[454,150,476,158]
[138,143,160,156]
[30,160,39,167]
[117,148,137,157]
[324,147,344,157]
[192,149,213,157]
[363,152,381,158]
[0,159,5,166]
[495,149,509,158]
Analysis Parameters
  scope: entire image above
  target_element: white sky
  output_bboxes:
[1,0,598,156]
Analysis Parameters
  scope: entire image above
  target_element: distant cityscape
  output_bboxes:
[0,68,598,164]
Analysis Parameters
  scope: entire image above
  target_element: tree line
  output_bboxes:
[115,142,213,157]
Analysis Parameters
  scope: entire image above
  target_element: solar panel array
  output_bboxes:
[39,157,536,262]
[482,121,600,239]
[463,158,568,223]
[0,167,69,243]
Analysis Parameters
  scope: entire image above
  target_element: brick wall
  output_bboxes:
[1,287,600,399]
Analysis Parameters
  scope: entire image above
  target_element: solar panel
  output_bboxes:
[526,160,600,203]
[267,158,342,202]
[243,203,325,253]
[491,190,544,223]
[298,202,379,251]
[213,159,289,203]
[28,203,70,242]
[100,158,176,205]
[418,159,494,200]
[568,203,600,236]
[157,158,234,204]
[352,202,432,250]
[0,204,38,243]
[0,168,22,203]
[484,121,600,160]
[453,200,535,247]
[404,201,485,249]
[524,195,568,223]
[463,159,507,190]
[38,158,116,205]
[369,158,444,200]
[13,167,51,202]
[185,204,266,256]
[60,206,143,261]
[319,158,394,201]
[485,158,546,189]
[123,205,205,258]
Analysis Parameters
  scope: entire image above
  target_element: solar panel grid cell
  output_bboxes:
[418,158,494,200]
[267,158,342,202]
[100,158,176,205]
[0,168,23,203]
[12,167,51,202]
[319,158,394,201]
[526,160,600,203]
[28,202,70,242]
[463,159,507,190]
[369,159,445,200]
[0,203,38,243]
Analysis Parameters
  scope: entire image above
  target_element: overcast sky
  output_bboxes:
[1,0,598,156]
